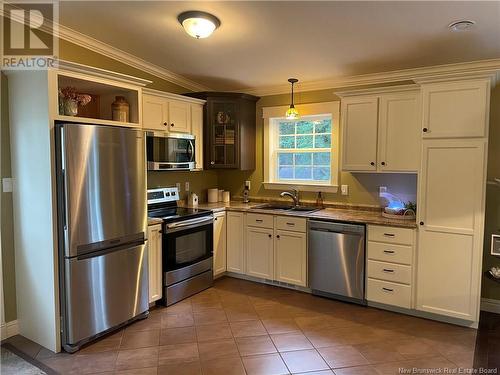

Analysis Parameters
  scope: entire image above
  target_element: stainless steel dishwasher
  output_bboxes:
[308,220,366,305]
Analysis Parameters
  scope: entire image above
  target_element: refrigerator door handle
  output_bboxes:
[76,232,146,259]
[77,238,146,260]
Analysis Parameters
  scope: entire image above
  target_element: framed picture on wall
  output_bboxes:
[491,234,500,256]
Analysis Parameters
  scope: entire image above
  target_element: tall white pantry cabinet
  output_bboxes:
[416,77,491,324]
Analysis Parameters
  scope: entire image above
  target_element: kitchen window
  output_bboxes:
[263,102,339,192]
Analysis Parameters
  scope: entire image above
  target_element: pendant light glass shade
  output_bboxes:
[286,78,299,120]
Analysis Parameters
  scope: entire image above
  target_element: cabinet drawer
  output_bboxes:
[367,278,411,309]
[367,241,413,265]
[247,213,274,228]
[276,216,306,233]
[368,225,414,245]
[367,260,411,285]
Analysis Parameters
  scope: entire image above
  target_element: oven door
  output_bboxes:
[163,216,213,274]
[146,133,195,171]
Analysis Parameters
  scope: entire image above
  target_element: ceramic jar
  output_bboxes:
[63,99,78,116]
[112,96,130,122]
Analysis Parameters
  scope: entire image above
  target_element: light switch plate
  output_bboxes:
[185,182,190,192]
[176,182,181,192]
[2,178,13,193]
[379,186,387,196]
[341,185,349,196]
[245,180,251,189]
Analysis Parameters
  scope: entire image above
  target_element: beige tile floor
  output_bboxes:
[16,277,482,374]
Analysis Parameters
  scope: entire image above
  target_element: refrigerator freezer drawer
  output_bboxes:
[62,244,148,350]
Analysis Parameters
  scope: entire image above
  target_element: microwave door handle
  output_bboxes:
[187,140,194,162]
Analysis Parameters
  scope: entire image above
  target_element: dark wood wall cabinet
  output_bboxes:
[185,92,259,170]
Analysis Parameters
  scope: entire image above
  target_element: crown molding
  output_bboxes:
[143,88,206,104]
[56,24,211,92]
[238,59,500,97]
[335,84,420,98]
[1,5,211,92]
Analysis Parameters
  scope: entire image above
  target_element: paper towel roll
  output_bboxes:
[208,188,219,203]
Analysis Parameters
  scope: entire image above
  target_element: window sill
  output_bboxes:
[262,182,338,193]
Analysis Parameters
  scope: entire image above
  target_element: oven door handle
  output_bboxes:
[165,216,213,232]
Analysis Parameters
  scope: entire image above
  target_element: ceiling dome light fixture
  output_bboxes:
[178,11,221,39]
[448,19,475,32]
[285,78,299,120]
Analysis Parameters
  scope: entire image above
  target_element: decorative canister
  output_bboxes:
[112,96,130,122]
[208,189,219,203]
[63,99,78,116]
[223,191,230,203]
[218,189,224,202]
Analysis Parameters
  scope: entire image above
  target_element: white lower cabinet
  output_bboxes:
[274,230,307,287]
[147,224,163,303]
[246,226,274,279]
[213,212,227,277]
[366,225,415,309]
[226,212,245,274]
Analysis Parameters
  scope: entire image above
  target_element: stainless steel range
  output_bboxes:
[147,187,214,306]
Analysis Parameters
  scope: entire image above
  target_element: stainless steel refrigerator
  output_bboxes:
[55,122,148,352]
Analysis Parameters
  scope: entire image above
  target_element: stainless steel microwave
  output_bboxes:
[146,132,195,171]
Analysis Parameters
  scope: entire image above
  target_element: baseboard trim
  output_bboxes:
[1,320,19,340]
[481,298,500,314]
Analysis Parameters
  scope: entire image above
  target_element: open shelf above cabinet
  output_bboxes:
[57,73,140,125]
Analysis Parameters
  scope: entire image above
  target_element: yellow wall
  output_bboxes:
[217,89,418,206]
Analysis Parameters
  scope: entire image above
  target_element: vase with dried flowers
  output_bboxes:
[59,87,92,117]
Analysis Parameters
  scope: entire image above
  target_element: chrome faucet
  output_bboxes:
[280,189,299,207]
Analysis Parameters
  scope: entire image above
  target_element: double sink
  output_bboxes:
[249,203,321,213]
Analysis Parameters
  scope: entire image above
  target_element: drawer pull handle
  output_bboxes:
[286,222,295,226]
[382,269,394,273]
[382,287,394,292]
[383,233,395,237]
[383,250,395,254]
[255,219,263,223]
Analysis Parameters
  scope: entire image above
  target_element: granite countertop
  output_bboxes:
[147,217,163,225]
[189,201,417,228]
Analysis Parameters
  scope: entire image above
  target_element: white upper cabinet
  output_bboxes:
[168,100,191,133]
[416,139,487,321]
[143,94,169,131]
[341,96,379,171]
[191,104,204,170]
[421,79,490,139]
[377,92,421,172]
[340,87,420,172]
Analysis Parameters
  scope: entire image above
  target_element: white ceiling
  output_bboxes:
[59,1,500,92]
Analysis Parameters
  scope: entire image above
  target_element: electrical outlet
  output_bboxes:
[245,180,251,189]
[176,182,181,192]
[341,184,349,196]
[379,186,387,196]
[2,178,13,193]
[185,182,190,192]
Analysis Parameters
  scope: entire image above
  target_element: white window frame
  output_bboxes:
[263,101,340,193]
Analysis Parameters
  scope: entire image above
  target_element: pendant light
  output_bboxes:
[285,78,299,120]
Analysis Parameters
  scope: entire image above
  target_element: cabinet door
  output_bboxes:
[147,224,162,303]
[227,212,245,274]
[378,92,420,172]
[207,100,239,169]
[191,104,204,170]
[275,230,307,287]
[213,212,227,277]
[421,79,489,139]
[341,96,378,171]
[246,227,274,279]
[143,95,168,131]
[168,100,191,133]
[416,139,486,321]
